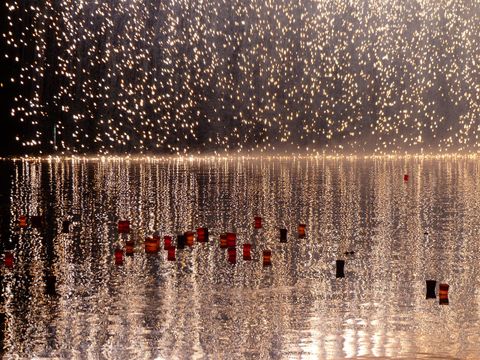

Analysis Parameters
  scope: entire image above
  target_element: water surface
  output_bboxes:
[1,157,479,359]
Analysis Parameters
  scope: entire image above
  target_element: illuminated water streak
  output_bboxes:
[3,0,479,154]
[3,157,480,358]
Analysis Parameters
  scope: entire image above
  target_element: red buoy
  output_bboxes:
[145,237,160,253]
[114,248,124,265]
[298,224,306,238]
[439,283,449,305]
[19,215,27,228]
[164,235,172,250]
[228,248,236,264]
[254,216,262,229]
[220,234,227,248]
[404,174,409,182]
[243,244,252,260]
[185,231,195,247]
[196,227,208,242]
[4,251,14,269]
[263,250,272,266]
[227,233,236,248]
[125,240,135,256]
[118,220,130,234]
[167,246,176,261]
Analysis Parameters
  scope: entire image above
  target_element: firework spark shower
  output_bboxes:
[4,0,479,155]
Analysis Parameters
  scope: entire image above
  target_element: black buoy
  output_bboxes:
[31,215,43,229]
[61,220,70,233]
[279,228,287,243]
[426,280,436,299]
[0,312,4,352]
[336,260,345,278]
[45,275,56,296]
[177,234,186,249]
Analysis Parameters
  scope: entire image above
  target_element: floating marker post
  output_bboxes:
[439,284,449,305]
[280,228,287,243]
[125,240,135,256]
[220,234,227,248]
[243,244,252,260]
[426,280,436,299]
[177,234,186,250]
[118,220,130,234]
[31,215,43,229]
[404,174,409,182]
[227,233,236,248]
[298,224,306,238]
[0,312,4,352]
[164,236,172,250]
[228,248,236,264]
[263,250,272,266]
[185,231,194,247]
[336,260,345,278]
[45,275,56,295]
[145,237,160,253]
[19,215,27,228]
[254,216,262,229]
[114,248,124,265]
[167,246,176,261]
[196,227,205,242]
[4,252,13,269]
[61,220,70,233]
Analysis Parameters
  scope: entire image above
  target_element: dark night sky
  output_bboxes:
[0,4,18,157]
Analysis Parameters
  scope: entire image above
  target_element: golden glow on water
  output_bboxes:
[1,157,480,358]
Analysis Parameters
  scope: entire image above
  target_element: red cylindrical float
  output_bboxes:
[167,246,176,261]
[220,234,228,248]
[197,227,209,242]
[19,215,27,228]
[228,248,236,264]
[114,248,124,265]
[243,243,252,260]
[298,224,306,238]
[145,237,160,253]
[254,216,262,229]
[4,252,14,268]
[439,283,449,305]
[404,174,409,182]
[227,233,236,248]
[164,235,172,250]
[118,220,130,233]
[185,231,194,247]
[125,240,135,256]
[263,250,272,266]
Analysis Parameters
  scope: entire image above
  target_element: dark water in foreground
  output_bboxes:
[1,157,480,359]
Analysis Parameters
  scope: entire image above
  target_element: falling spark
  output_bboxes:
[3,0,480,155]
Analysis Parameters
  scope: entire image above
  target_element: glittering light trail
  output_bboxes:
[3,0,480,155]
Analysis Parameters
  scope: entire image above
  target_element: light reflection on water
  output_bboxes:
[1,158,480,359]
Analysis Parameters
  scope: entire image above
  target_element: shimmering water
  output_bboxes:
[1,157,480,359]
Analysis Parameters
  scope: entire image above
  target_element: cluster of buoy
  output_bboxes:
[112,217,281,267]
[3,183,453,307]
